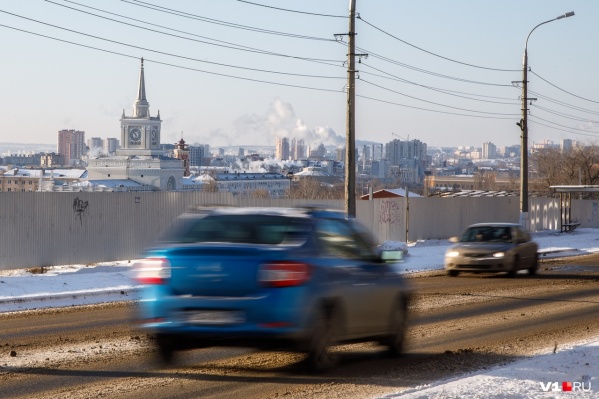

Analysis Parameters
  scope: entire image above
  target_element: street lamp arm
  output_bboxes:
[525,12,575,51]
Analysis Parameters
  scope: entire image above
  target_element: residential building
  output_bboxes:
[57,129,86,166]
[275,137,289,160]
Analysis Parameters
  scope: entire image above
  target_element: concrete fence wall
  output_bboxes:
[1,192,598,270]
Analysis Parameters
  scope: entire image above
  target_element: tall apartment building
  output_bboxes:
[57,129,86,166]
[275,137,290,160]
[88,137,103,150]
[290,138,306,160]
[482,142,497,159]
[189,145,209,166]
[104,138,119,155]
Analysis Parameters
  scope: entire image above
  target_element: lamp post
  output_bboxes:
[518,11,574,227]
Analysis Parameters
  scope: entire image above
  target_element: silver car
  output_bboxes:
[444,223,539,277]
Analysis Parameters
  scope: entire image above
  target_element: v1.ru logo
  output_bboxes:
[540,381,592,392]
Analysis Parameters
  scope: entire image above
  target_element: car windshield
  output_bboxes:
[158,214,311,245]
[459,226,513,243]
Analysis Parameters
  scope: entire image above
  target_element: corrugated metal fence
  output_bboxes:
[1,192,598,270]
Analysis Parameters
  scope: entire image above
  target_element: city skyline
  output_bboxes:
[1,1,597,149]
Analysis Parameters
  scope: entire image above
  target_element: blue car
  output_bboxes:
[134,206,410,371]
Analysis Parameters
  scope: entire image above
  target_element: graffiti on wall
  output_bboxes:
[73,197,89,225]
[379,200,401,224]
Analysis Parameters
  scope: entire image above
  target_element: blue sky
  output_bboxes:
[1,0,597,150]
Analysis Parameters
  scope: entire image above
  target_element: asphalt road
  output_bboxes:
[1,256,599,399]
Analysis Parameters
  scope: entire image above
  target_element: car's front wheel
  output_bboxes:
[507,255,520,277]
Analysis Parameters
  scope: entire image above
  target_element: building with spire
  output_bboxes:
[87,59,185,191]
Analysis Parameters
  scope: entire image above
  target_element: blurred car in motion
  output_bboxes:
[444,223,539,277]
[134,206,410,371]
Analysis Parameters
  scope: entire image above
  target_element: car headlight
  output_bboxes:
[446,251,460,258]
[492,252,505,258]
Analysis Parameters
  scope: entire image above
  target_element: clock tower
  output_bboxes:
[118,58,163,156]
[87,58,185,190]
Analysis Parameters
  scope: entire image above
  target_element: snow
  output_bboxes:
[1,228,598,398]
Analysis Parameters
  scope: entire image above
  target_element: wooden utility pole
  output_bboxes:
[344,0,356,218]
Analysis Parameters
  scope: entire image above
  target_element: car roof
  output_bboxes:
[467,222,521,228]
[182,206,346,220]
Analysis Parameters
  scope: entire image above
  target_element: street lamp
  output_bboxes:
[517,11,574,227]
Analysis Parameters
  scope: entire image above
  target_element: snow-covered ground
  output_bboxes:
[1,228,598,398]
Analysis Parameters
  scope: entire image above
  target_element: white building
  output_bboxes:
[215,172,290,198]
[87,58,185,191]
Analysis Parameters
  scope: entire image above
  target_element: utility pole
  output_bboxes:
[344,0,357,218]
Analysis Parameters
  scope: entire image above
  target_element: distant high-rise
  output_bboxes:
[290,138,306,160]
[482,142,497,159]
[189,145,208,166]
[104,138,119,155]
[88,137,103,150]
[561,139,573,152]
[238,147,245,158]
[57,129,86,166]
[275,137,290,160]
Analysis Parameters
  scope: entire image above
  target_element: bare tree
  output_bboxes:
[531,141,599,194]
[202,179,219,193]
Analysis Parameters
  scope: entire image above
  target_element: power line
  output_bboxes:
[0,23,344,93]
[356,94,517,120]
[528,89,599,116]
[532,104,599,124]
[235,0,347,18]
[344,41,515,87]
[529,115,599,134]
[49,0,343,65]
[529,117,599,138]
[360,63,519,105]
[1,10,344,80]
[357,15,520,72]
[531,70,599,104]
[360,79,519,116]
[122,0,334,41]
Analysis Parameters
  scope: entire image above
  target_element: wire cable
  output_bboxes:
[49,0,344,64]
[235,0,347,18]
[356,94,518,120]
[0,9,344,80]
[360,63,519,105]
[122,0,334,41]
[340,40,515,87]
[532,104,599,124]
[0,23,343,93]
[360,79,519,116]
[357,16,520,72]
[529,117,599,138]
[531,70,599,104]
[529,115,599,134]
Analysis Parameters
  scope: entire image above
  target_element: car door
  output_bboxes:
[314,218,395,337]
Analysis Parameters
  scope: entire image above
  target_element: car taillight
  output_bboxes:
[134,258,171,285]
[258,261,310,287]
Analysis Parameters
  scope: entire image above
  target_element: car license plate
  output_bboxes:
[180,310,245,325]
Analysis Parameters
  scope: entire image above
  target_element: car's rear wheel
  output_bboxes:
[155,334,175,365]
[306,306,340,372]
[448,270,459,277]
[528,253,539,275]
[383,295,408,357]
